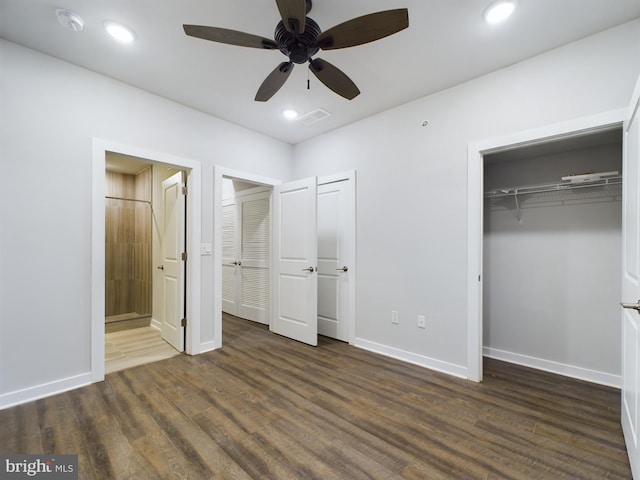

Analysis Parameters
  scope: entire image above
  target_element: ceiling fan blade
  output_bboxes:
[317,9,409,50]
[275,0,307,34]
[255,62,295,102]
[309,58,360,100]
[183,25,278,49]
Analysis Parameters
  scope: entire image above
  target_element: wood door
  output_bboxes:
[271,177,318,346]
[160,171,185,351]
[221,200,239,315]
[317,179,353,342]
[622,73,640,478]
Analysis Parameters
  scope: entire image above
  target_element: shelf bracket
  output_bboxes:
[513,192,521,222]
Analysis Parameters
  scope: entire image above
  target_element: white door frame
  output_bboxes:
[213,167,281,349]
[466,110,625,382]
[91,138,202,383]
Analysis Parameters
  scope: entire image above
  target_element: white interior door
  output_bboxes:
[221,200,239,315]
[161,171,185,351]
[622,74,640,478]
[237,192,271,324]
[271,177,318,346]
[317,178,354,342]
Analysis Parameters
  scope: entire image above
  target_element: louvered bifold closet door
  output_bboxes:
[221,201,239,315]
[238,193,270,324]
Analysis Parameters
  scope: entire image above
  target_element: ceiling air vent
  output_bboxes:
[297,108,331,126]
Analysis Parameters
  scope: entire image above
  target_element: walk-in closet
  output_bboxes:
[483,128,623,384]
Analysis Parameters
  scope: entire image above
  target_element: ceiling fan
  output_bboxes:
[183,0,409,101]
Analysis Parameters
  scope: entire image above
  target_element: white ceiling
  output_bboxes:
[1,0,639,145]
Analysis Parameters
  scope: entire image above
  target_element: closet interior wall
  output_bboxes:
[483,134,623,384]
[105,168,152,330]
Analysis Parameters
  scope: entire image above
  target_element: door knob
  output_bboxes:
[336,266,348,272]
[157,265,164,270]
[302,266,315,272]
[621,300,640,313]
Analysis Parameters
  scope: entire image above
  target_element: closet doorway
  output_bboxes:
[104,153,185,373]
[482,128,622,386]
[214,168,356,348]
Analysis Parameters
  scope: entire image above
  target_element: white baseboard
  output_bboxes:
[354,338,468,379]
[483,347,621,388]
[150,318,161,330]
[0,372,92,410]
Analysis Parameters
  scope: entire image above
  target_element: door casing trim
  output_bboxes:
[212,167,282,351]
[92,138,202,382]
[212,168,357,347]
[466,109,625,382]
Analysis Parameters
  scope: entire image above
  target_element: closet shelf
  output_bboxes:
[485,175,622,198]
[484,175,622,221]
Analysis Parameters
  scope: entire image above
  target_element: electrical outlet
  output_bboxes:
[392,311,399,324]
[418,315,426,329]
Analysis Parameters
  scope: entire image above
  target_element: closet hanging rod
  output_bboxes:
[484,175,622,199]
[105,195,151,204]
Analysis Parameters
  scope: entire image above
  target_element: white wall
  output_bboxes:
[0,39,293,408]
[292,20,640,377]
[483,144,622,385]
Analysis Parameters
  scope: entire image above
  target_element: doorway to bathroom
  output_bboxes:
[104,152,185,373]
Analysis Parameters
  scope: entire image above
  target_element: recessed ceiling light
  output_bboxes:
[104,21,136,43]
[483,0,517,25]
[55,9,84,32]
[282,109,299,120]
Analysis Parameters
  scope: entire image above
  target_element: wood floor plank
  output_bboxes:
[0,402,43,453]
[193,407,308,479]
[36,394,101,479]
[0,313,632,479]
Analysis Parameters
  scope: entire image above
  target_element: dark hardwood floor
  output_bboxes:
[1,314,631,479]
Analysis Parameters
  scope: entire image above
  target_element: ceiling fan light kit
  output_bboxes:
[183,0,409,101]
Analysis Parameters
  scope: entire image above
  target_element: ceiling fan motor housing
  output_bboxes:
[275,17,321,64]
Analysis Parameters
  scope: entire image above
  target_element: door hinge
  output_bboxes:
[181,318,187,327]
[181,252,188,261]
[182,185,188,195]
